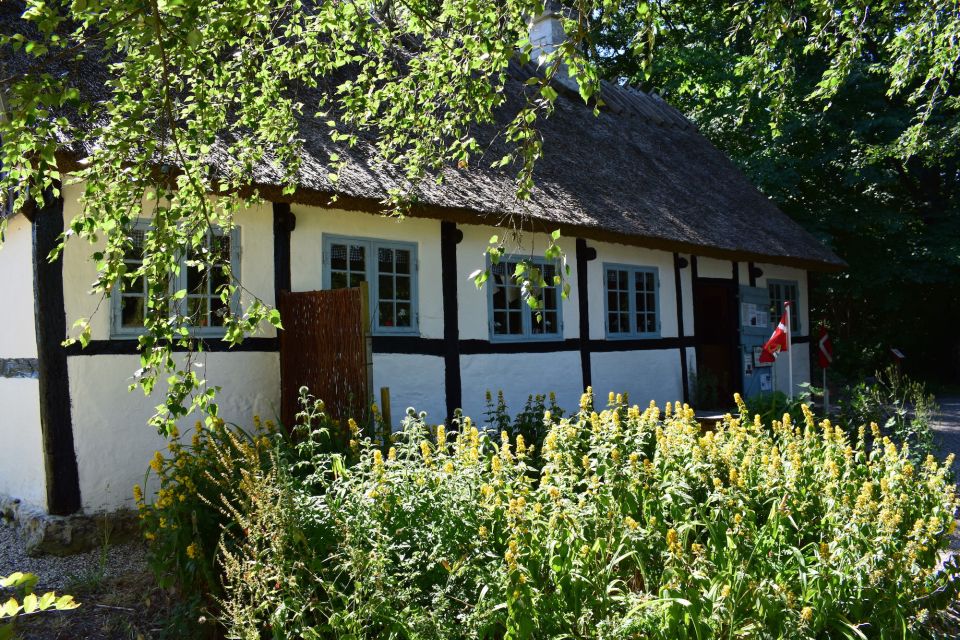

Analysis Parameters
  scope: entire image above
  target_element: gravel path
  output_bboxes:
[0,522,171,639]
[0,522,147,592]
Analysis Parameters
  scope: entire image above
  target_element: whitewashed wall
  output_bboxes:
[459,351,585,422]
[290,206,444,339]
[591,349,685,407]
[62,186,278,339]
[68,352,279,512]
[58,185,280,512]
[373,353,446,425]
[0,214,37,358]
[0,215,46,508]
[456,224,580,341]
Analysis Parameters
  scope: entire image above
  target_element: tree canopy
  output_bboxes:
[1,0,958,431]
[593,0,960,379]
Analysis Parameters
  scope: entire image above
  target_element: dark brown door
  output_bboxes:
[692,279,739,408]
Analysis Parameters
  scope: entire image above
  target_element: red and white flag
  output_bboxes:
[817,325,833,369]
[758,301,791,364]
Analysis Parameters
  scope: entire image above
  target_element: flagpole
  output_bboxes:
[786,302,793,400]
[823,367,829,414]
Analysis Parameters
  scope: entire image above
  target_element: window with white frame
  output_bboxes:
[323,235,418,333]
[767,279,800,332]
[112,225,240,337]
[604,264,660,338]
[489,258,562,340]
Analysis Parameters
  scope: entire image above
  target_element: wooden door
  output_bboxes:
[693,279,739,408]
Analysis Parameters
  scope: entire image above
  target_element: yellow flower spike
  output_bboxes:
[491,456,502,474]
[348,418,359,436]
[373,450,384,468]
[608,391,616,406]
[516,434,526,455]
[169,425,179,439]
[253,415,262,428]
[420,440,432,465]
[150,450,164,473]
[479,525,488,539]
[349,439,358,451]
[729,468,739,485]
[388,447,397,461]
[443,461,454,474]
[800,607,814,623]
[132,484,144,503]
[611,448,621,463]
[582,454,591,471]
[543,410,552,423]
[436,424,446,449]
[624,516,638,530]
[870,422,881,438]
[186,542,199,559]
[665,401,672,418]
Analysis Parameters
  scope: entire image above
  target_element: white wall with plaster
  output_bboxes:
[585,241,678,340]
[0,215,37,358]
[68,352,280,512]
[0,379,46,508]
[373,353,446,426]
[459,351,584,423]
[591,349,685,408]
[289,206,444,339]
[61,184,277,342]
[456,224,580,341]
[696,256,737,280]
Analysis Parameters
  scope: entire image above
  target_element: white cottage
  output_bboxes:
[0,4,843,517]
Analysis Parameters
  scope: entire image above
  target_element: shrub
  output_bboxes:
[839,366,939,461]
[135,416,281,630]
[216,389,960,639]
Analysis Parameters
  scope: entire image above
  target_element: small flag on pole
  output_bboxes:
[758,301,791,364]
[817,325,833,369]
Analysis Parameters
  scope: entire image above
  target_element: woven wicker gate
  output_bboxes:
[279,285,372,428]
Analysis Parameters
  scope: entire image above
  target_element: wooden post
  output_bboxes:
[358,281,374,412]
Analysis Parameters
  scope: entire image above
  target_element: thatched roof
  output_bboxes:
[0,3,844,270]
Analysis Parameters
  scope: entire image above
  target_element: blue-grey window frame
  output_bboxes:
[110,222,242,339]
[767,278,800,333]
[321,233,419,336]
[602,263,661,340]
[486,255,564,342]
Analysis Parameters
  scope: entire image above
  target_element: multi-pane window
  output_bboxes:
[767,280,800,332]
[113,225,240,336]
[117,229,149,330]
[604,264,659,338]
[182,231,234,330]
[489,259,562,340]
[324,235,418,334]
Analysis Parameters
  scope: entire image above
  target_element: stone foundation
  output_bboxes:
[0,495,139,557]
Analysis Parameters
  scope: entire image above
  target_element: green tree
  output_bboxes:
[593,0,960,380]
[2,0,958,432]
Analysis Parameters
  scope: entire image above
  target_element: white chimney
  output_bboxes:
[528,1,567,65]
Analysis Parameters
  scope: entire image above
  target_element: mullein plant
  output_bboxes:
[205,389,960,639]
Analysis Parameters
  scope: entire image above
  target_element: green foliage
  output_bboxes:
[202,390,960,639]
[136,416,280,605]
[838,366,940,462]
[0,572,79,640]
[482,389,565,452]
[594,1,960,382]
[4,0,959,432]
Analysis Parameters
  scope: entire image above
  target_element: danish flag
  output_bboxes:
[758,301,790,364]
[817,325,833,369]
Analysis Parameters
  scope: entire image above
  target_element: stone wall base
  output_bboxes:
[0,495,139,557]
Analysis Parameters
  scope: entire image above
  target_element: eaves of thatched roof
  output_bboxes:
[1,2,844,271]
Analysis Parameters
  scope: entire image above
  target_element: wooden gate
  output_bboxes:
[279,284,372,428]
